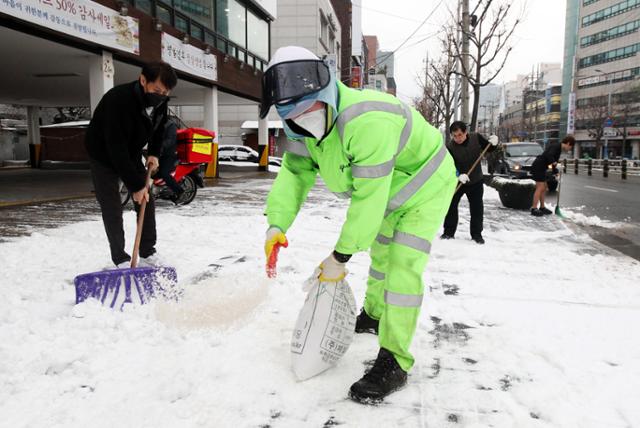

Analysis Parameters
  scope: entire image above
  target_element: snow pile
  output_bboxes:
[562,209,618,228]
[1,181,639,427]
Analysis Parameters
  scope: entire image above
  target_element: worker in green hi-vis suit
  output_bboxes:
[261,46,456,403]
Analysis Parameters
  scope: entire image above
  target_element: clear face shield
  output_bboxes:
[260,60,331,119]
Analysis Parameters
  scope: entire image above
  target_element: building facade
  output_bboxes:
[0,0,274,165]
[564,0,640,159]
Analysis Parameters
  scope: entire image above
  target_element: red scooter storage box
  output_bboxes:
[176,128,215,164]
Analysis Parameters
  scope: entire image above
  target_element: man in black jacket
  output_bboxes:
[85,61,177,268]
[442,121,498,244]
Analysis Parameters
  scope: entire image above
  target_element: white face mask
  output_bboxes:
[292,108,326,140]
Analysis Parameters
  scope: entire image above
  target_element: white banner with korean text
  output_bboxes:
[0,0,139,54]
[161,33,217,82]
[567,92,576,135]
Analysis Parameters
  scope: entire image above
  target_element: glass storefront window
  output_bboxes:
[216,0,246,48]
[134,0,152,15]
[247,10,268,60]
[191,23,204,41]
[175,14,189,33]
[156,4,172,25]
[174,0,213,29]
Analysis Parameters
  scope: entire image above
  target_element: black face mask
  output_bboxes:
[144,92,168,108]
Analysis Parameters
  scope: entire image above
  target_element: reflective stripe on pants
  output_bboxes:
[365,177,456,371]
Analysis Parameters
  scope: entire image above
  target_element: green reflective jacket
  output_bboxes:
[266,81,456,255]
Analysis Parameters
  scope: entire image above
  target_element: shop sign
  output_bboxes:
[0,0,139,54]
[567,92,576,134]
[350,66,362,88]
[161,32,217,82]
[603,127,618,137]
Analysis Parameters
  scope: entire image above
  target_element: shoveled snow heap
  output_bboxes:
[1,180,639,427]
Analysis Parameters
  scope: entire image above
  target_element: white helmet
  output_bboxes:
[260,46,331,119]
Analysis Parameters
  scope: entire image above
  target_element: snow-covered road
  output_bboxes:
[1,179,639,427]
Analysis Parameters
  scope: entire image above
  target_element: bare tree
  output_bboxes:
[414,25,457,131]
[451,0,520,131]
[614,83,640,158]
[576,101,609,153]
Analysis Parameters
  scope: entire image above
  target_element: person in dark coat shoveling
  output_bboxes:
[85,61,177,268]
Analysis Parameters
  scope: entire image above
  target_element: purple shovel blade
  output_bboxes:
[74,266,178,310]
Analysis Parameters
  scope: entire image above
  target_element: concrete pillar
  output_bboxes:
[632,141,640,160]
[26,106,41,167]
[89,51,114,115]
[204,85,219,178]
[258,113,269,171]
[574,142,581,159]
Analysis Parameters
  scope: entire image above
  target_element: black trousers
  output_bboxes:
[443,180,484,238]
[90,160,157,265]
[157,154,182,194]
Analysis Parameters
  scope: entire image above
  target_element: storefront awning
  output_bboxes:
[241,120,283,129]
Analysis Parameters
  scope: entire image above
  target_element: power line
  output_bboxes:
[367,0,445,73]
[352,1,440,24]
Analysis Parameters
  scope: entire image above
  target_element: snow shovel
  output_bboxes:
[554,171,565,218]
[74,171,178,310]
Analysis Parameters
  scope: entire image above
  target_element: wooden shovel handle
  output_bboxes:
[131,169,152,268]
[455,142,493,193]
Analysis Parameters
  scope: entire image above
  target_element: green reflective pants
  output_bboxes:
[364,181,456,371]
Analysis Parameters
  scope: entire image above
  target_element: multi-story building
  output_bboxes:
[523,85,563,147]
[271,0,341,60]
[498,83,562,147]
[562,0,640,159]
[0,0,274,166]
[478,84,501,134]
[498,101,525,142]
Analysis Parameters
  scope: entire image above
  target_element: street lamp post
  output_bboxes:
[595,68,613,159]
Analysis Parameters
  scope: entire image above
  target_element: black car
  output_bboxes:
[489,142,559,192]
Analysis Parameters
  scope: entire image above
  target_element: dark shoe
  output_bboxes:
[349,348,408,404]
[355,308,379,335]
[170,189,185,205]
[440,233,454,240]
[531,208,544,217]
[540,207,552,215]
[472,235,485,244]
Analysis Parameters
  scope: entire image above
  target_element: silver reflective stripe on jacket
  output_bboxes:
[393,231,431,254]
[282,140,311,158]
[336,101,406,140]
[369,267,385,281]
[376,233,392,245]
[336,100,413,180]
[352,158,395,178]
[375,231,431,254]
[384,290,423,307]
[385,144,448,216]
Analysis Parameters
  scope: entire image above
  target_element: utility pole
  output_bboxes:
[461,0,470,124]
[453,0,461,121]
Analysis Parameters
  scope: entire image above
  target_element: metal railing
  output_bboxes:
[562,158,640,179]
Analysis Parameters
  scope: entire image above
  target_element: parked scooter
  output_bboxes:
[120,127,214,206]
[119,161,204,206]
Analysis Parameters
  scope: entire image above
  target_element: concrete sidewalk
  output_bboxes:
[0,165,275,208]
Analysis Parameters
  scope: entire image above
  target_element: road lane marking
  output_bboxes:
[584,185,618,193]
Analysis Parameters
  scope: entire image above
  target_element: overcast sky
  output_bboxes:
[358,0,567,103]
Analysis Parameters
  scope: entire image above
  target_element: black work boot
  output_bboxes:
[355,308,379,335]
[349,348,408,404]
